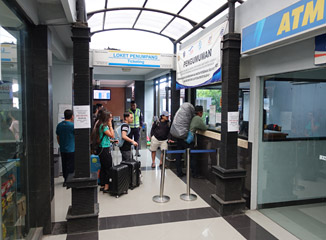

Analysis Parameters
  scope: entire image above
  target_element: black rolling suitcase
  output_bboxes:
[108,164,129,197]
[121,160,141,190]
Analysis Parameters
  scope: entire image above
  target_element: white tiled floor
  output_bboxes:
[43,217,246,240]
[246,210,300,240]
[53,149,208,221]
[45,149,313,240]
[260,203,326,240]
[99,218,246,240]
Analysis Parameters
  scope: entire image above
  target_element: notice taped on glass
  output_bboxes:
[73,105,91,129]
[228,112,239,132]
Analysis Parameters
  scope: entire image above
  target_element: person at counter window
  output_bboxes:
[305,112,320,137]
[189,105,208,179]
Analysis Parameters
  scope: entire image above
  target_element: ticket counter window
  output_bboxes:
[196,81,250,138]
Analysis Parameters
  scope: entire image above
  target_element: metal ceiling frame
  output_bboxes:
[91,27,176,42]
[86,0,244,44]
[86,0,204,42]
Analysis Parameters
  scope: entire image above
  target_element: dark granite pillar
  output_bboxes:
[66,25,98,236]
[190,88,196,106]
[170,70,179,122]
[211,33,246,216]
[135,81,145,114]
[26,25,53,234]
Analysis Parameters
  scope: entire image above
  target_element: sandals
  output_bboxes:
[151,163,156,168]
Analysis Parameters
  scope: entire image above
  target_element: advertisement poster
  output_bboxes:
[176,21,227,89]
[0,80,12,110]
[315,34,326,65]
[73,105,91,129]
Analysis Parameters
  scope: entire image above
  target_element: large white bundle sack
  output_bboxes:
[170,102,195,139]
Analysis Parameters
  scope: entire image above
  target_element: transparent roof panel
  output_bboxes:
[180,0,226,23]
[85,0,105,13]
[86,0,247,49]
[146,0,189,14]
[88,13,104,32]
[104,10,139,29]
[107,0,145,8]
[135,11,173,33]
[162,18,193,40]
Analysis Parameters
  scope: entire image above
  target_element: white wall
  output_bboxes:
[52,60,73,153]
[144,80,154,137]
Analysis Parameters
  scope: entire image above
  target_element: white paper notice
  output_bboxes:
[216,112,221,124]
[73,105,91,129]
[209,105,216,126]
[58,104,72,124]
[228,112,239,132]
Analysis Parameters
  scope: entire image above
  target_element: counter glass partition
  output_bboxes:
[258,68,326,206]
[196,81,250,138]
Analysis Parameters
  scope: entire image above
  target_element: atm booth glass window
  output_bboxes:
[263,69,326,141]
[258,68,326,206]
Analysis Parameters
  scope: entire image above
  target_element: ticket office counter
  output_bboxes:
[195,130,252,206]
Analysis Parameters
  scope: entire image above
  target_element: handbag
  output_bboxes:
[92,133,105,155]
[185,131,194,144]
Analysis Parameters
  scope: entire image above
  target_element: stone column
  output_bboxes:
[26,25,53,234]
[211,33,246,216]
[170,70,179,122]
[66,25,99,238]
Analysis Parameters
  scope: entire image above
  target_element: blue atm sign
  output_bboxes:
[242,0,326,53]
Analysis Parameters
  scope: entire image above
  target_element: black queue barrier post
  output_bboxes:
[180,148,197,201]
[153,149,170,203]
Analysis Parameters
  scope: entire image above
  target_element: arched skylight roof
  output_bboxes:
[85,0,245,52]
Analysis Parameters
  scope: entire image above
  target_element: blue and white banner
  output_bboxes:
[315,33,326,64]
[176,21,227,89]
[92,50,174,69]
[242,0,326,53]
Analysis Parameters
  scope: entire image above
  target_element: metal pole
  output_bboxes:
[180,148,197,201]
[153,150,170,203]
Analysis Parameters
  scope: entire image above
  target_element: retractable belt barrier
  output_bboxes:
[153,148,218,203]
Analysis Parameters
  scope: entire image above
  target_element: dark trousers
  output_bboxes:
[99,147,112,185]
[130,127,140,150]
[175,139,197,176]
[61,152,75,182]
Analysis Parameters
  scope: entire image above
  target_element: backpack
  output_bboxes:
[91,128,105,155]
[170,103,195,139]
[114,124,131,147]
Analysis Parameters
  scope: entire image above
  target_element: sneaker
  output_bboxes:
[177,172,185,177]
